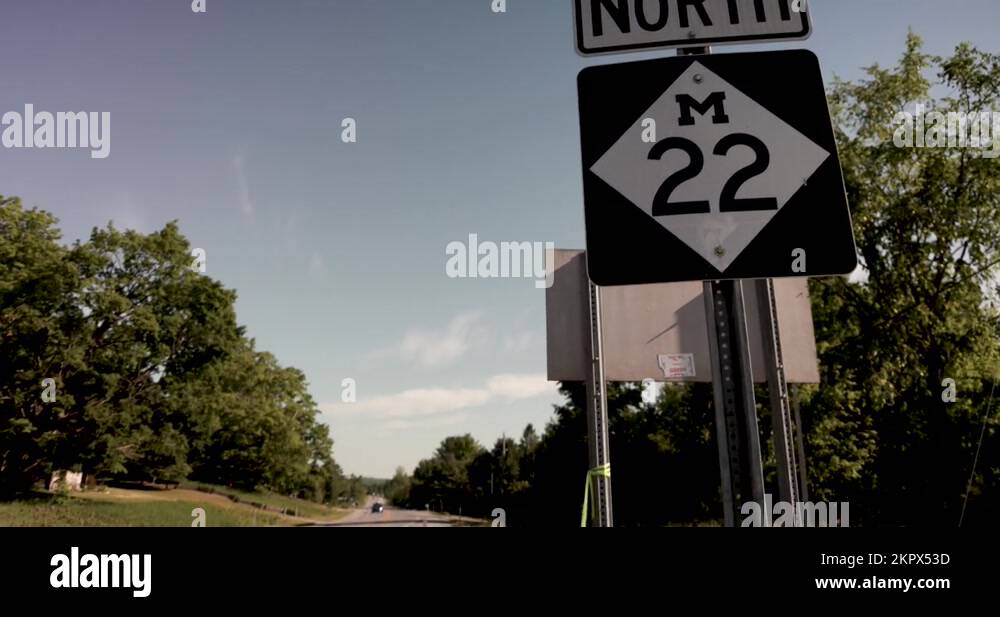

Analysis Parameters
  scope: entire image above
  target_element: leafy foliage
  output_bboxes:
[0,198,348,502]
[803,33,1000,525]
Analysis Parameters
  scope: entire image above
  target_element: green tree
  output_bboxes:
[59,222,242,482]
[180,341,335,495]
[0,197,82,493]
[408,434,483,514]
[384,466,412,505]
[1,199,346,501]
[805,34,1000,524]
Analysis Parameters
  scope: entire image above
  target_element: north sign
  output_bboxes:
[574,0,811,56]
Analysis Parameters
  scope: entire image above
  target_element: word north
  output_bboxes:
[445,234,554,289]
[1,105,111,159]
[578,0,805,38]
[50,547,151,598]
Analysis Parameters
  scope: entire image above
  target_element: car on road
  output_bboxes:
[371,502,384,514]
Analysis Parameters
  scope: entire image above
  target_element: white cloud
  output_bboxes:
[503,331,533,353]
[380,413,469,432]
[351,387,491,419]
[848,261,869,284]
[485,373,553,399]
[365,311,486,368]
[307,251,327,279]
[641,379,664,405]
[320,373,557,421]
[105,191,153,234]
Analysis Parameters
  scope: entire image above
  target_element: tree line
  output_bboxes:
[0,197,358,503]
[390,37,1000,527]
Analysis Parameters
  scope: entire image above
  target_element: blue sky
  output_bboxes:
[1,0,998,477]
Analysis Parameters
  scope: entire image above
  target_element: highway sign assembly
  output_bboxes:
[577,49,856,286]
[568,4,847,528]
[574,0,811,56]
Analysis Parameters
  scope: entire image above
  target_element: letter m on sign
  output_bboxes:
[676,92,730,126]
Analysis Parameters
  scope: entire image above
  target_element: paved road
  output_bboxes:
[316,496,456,527]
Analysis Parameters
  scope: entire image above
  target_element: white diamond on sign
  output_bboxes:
[590,61,831,272]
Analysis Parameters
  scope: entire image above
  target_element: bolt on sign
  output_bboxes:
[574,0,812,56]
[577,49,857,286]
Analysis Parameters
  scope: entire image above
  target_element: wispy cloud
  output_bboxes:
[364,311,486,368]
[484,374,554,399]
[503,331,533,353]
[320,373,557,422]
[307,251,327,280]
[104,191,152,234]
[379,413,469,432]
[342,387,492,419]
[233,154,254,217]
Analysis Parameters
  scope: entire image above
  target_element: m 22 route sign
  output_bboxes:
[577,50,857,286]
[574,0,811,56]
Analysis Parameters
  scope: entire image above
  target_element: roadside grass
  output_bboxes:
[0,490,284,527]
[181,482,350,521]
[0,484,348,527]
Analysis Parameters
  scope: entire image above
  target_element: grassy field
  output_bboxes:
[0,485,349,527]
[181,482,349,520]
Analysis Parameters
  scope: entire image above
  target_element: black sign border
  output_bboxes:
[576,49,858,286]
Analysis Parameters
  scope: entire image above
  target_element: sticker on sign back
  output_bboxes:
[658,353,696,379]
